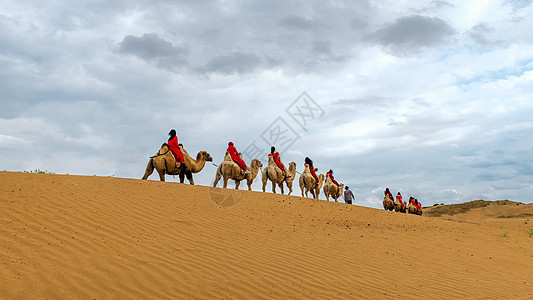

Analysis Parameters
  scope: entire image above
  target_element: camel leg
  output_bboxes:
[213,170,222,187]
[301,186,305,197]
[235,180,240,190]
[262,173,267,192]
[179,173,185,183]
[247,182,252,191]
[271,181,276,194]
[186,172,194,185]
[223,175,229,189]
[279,183,284,195]
[157,169,165,182]
[142,159,154,180]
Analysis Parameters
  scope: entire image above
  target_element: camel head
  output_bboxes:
[197,151,213,162]
[288,161,296,171]
[250,159,262,169]
[318,173,325,185]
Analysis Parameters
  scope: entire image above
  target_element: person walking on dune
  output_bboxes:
[343,186,355,204]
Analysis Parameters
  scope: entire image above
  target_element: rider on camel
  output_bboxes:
[414,199,422,210]
[326,169,339,188]
[268,146,290,178]
[396,192,404,208]
[227,142,248,175]
[167,129,185,168]
[384,188,393,200]
[304,157,319,188]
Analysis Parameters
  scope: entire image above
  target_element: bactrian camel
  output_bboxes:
[213,152,263,190]
[283,162,297,195]
[176,145,213,185]
[394,197,407,213]
[323,173,344,202]
[408,201,423,215]
[262,155,295,194]
[299,164,324,199]
[383,194,395,211]
[142,143,212,184]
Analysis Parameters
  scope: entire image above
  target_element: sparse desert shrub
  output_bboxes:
[502,231,509,237]
[526,229,533,238]
[22,169,55,174]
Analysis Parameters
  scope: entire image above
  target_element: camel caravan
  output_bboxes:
[142,130,350,202]
[382,188,423,215]
[142,129,423,210]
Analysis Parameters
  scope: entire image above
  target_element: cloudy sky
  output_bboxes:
[2,0,533,207]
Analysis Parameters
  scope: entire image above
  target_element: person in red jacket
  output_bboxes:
[396,192,404,208]
[414,199,422,209]
[304,157,319,187]
[167,129,184,168]
[384,188,393,200]
[227,142,247,174]
[326,169,339,188]
[268,146,290,178]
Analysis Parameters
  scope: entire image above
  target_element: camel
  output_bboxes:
[176,145,213,184]
[142,143,212,184]
[262,155,295,194]
[315,173,325,199]
[383,194,395,211]
[394,198,407,213]
[283,162,297,195]
[213,152,263,190]
[408,201,423,215]
[298,164,324,199]
[323,173,344,202]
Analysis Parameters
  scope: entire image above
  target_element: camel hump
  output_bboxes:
[223,151,233,161]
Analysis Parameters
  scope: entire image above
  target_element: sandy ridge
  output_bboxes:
[1,172,532,299]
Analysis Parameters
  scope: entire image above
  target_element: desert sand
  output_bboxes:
[1,171,532,299]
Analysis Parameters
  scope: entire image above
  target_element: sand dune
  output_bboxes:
[1,172,532,299]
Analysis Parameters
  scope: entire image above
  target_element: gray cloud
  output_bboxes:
[467,23,501,47]
[197,52,263,75]
[413,0,454,13]
[374,15,457,55]
[118,33,189,70]
[278,16,318,31]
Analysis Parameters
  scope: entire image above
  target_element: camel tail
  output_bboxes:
[142,158,155,180]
